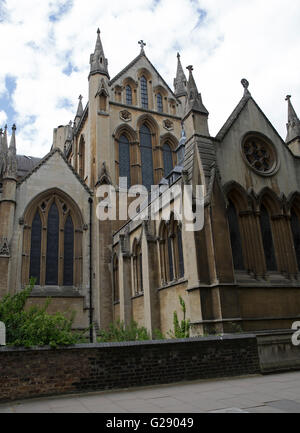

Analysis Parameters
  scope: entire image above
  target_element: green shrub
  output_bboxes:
[97,320,154,343]
[168,296,190,339]
[0,279,87,348]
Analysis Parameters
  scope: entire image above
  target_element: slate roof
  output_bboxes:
[16,155,41,178]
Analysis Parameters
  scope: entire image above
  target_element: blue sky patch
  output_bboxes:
[49,0,73,22]
[56,98,73,110]
[0,76,17,128]
[194,8,207,29]
[0,0,8,22]
[63,61,79,76]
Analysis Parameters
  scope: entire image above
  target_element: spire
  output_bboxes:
[89,28,109,79]
[174,53,187,98]
[74,95,83,127]
[5,124,17,177]
[184,65,209,117]
[76,95,83,118]
[286,95,300,144]
[176,122,186,166]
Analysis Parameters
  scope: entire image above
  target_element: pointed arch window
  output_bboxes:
[260,204,277,271]
[79,136,85,180]
[175,224,185,279]
[159,222,175,284]
[163,142,174,177]
[140,124,154,190]
[23,192,83,288]
[290,208,300,271]
[140,76,148,109]
[133,241,143,295]
[157,93,163,113]
[126,85,132,105]
[29,211,42,285]
[227,199,245,271]
[45,203,59,285]
[119,134,131,187]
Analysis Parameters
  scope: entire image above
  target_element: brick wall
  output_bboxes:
[0,335,260,402]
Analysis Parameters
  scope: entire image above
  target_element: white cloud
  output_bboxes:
[0,110,7,125]
[0,0,299,156]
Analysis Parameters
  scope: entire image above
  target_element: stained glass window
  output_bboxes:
[227,199,245,270]
[260,204,277,271]
[163,142,173,177]
[126,85,132,105]
[141,76,148,109]
[157,93,163,112]
[45,203,59,285]
[140,124,154,190]
[29,211,42,285]
[119,135,131,187]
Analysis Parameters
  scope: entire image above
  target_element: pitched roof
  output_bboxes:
[17,147,93,195]
[215,91,252,142]
[109,51,178,100]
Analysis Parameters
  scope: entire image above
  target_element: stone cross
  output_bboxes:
[0,322,6,346]
[138,40,146,52]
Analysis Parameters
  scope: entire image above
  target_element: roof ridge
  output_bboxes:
[215,93,251,141]
[110,52,178,100]
[17,147,93,195]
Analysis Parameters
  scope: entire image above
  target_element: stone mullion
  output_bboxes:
[281,216,297,275]
[154,144,164,184]
[151,133,158,186]
[130,141,141,186]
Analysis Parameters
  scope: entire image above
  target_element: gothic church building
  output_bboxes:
[1,30,300,337]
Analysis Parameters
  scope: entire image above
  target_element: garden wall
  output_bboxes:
[0,334,260,402]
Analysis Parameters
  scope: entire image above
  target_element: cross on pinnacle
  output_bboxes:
[186,65,194,73]
[138,40,146,53]
[79,95,83,101]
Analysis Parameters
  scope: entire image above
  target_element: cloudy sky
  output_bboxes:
[0,0,299,157]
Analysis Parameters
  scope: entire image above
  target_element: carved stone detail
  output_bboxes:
[120,110,132,122]
[163,119,174,131]
[0,237,10,257]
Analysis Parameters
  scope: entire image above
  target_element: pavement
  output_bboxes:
[1,371,300,413]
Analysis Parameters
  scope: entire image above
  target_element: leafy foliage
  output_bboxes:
[97,320,164,343]
[0,279,86,348]
[168,296,190,339]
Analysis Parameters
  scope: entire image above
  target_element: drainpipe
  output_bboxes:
[88,197,94,343]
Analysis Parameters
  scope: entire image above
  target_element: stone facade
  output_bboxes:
[0,30,300,337]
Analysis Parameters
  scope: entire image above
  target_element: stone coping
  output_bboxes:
[0,333,257,353]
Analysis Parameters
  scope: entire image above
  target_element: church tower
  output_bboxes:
[88,28,110,189]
